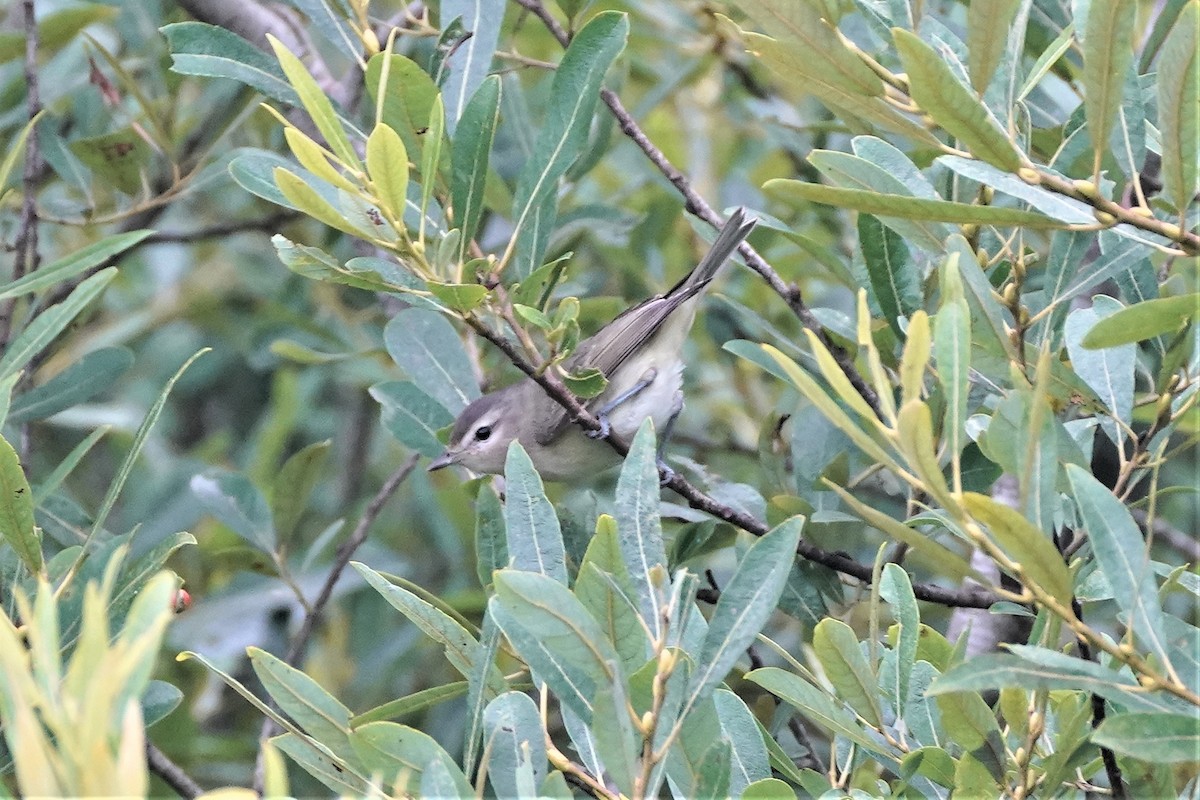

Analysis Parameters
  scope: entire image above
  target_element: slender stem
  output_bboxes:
[147,742,203,799]
[1073,600,1127,800]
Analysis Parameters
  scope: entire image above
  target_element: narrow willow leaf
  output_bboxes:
[967,0,1023,92]
[247,648,353,759]
[934,258,970,479]
[482,691,547,798]
[9,347,133,425]
[350,722,470,795]
[190,469,275,551]
[1092,713,1200,763]
[382,307,479,414]
[824,481,974,580]
[897,399,954,509]
[507,12,628,277]
[899,311,931,407]
[267,35,359,168]
[930,650,1181,714]
[745,667,891,754]
[688,517,803,712]
[892,28,1023,171]
[799,330,880,426]
[473,486,508,588]
[419,95,444,236]
[451,76,501,262]
[162,22,299,107]
[937,156,1094,224]
[960,492,1072,605]
[440,0,505,132]
[1017,22,1076,101]
[764,181,1063,227]
[503,442,567,584]
[271,733,370,795]
[283,127,357,194]
[813,618,882,727]
[1065,465,1170,664]
[1157,0,1199,213]
[365,123,410,220]
[880,563,919,719]
[742,30,943,148]
[615,420,668,639]
[0,110,41,192]
[575,528,650,673]
[0,268,116,382]
[489,569,620,724]
[1082,2,1136,174]
[714,689,771,796]
[463,611,502,774]
[0,230,151,301]
[0,434,41,574]
[858,214,921,335]
[270,440,331,545]
[274,167,366,238]
[590,681,639,795]
[427,281,487,312]
[726,341,904,472]
[1065,301,1135,446]
[353,562,504,689]
[1080,293,1200,349]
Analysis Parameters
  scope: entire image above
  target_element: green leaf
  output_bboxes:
[503,442,568,584]
[937,156,1095,224]
[742,777,798,799]
[141,680,183,728]
[1092,712,1200,763]
[0,434,41,575]
[8,347,133,425]
[283,127,358,194]
[440,0,505,132]
[419,95,445,234]
[482,691,546,798]
[365,123,409,219]
[162,22,298,106]
[0,4,116,62]
[383,308,479,414]
[489,569,620,724]
[268,35,359,168]
[954,752,1000,797]
[248,647,353,761]
[960,492,1073,605]
[574,528,650,675]
[813,618,883,727]
[353,562,503,689]
[271,733,370,795]
[273,167,366,239]
[614,420,669,639]
[880,563,919,720]
[273,236,401,292]
[463,611,503,774]
[1157,1,1199,213]
[451,76,501,262]
[1065,300,1135,446]
[745,667,892,755]
[0,111,42,195]
[0,268,117,383]
[473,486,508,588]
[897,399,954,509]
[350,721,470,794]
[931,650,1182,714]
[365,53,440,158]
[507,11,629,277]
[689,517,804,712]
[967,0,1023,92]
[714,689,771,796]
[190,469,275,551]
[0,231,152,301]
[589,681,640,795]
[270,440,331,546]
[1080,293,1200,349]
[68,128,152,195]
[891,28,1022,171]
[1065,465,1170,664]
[351,681,469,727]
[934,259,970,479]
[900,746,956,790]
[858,214,920,335]
[427,282,488,312]
[1082,2,1137,175]
[764,180,1064,227]
[561,367,608,398]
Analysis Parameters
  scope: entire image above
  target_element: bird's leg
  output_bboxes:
[655,390,684,484]
[587,368,658,439]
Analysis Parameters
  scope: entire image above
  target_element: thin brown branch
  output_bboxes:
[252,453,421,791]
[508,0,883,419]
[147,742,203,799]
[142,212,298,245]
[464,314,999,609]
[1073,599,1127,800]
[1,0,43,349]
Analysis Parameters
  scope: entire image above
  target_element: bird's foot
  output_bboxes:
[587,414,612,440]
[656,457,676,485]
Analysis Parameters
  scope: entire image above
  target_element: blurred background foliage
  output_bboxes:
[0,0,1197,796]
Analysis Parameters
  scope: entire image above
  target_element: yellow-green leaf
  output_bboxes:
[427,282,488,312]
[283,127,358,194]
[1156,0,1199,214]
[967,0,1023,93]
[1082,2,1137,175]
[899,310,931,408]
[268,35,359,169]
[366,122,411,220]
[961,492,1073,605]
[896,399,954,510]
[0,434,41,574]
[273,167,364,239]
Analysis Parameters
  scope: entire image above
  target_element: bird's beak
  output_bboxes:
[427,449,459,472]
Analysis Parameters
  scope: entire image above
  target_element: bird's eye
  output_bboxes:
[475,425,492,441]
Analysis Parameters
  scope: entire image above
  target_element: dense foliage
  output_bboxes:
[0,0,1196,797]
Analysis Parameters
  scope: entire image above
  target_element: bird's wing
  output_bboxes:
[534,209,756,445]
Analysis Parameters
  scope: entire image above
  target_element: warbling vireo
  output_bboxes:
[427,208,756,481]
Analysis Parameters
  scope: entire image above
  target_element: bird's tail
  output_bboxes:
[675,207,757,297]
